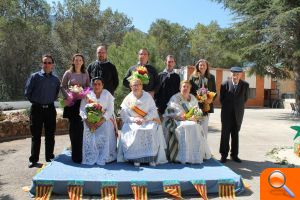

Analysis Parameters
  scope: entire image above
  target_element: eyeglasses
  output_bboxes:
[131,84,142,87]
[43,62,53,65]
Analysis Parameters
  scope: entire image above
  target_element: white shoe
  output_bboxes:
[149,162,156,167]
[134,162,140,167]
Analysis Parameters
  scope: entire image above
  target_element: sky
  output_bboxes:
[48,0,235,33]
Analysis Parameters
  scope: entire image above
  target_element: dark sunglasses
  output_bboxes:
[43,62,53,64]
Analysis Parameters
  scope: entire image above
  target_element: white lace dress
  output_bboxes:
[162,93,212,164]
[79,89,117,165]
[117,91,167,164]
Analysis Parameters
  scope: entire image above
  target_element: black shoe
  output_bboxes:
[220,156,227,163]
[231,156,242,163]
[28,162,37,168]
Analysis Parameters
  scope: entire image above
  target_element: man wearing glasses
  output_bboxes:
[25,54,60,168]
[123,48,159,97]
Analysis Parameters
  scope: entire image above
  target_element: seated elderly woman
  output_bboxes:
[79,77,117,165]
[117,77,167,167]
[163,80,211,164]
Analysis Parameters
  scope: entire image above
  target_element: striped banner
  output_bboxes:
[191,180,208,200]
[101,186,117,200]
[218,179,235,199]
[165,118,178,161]
[163,181,182,199]
[35,182,53,200]
[131,181,147,200]
[101,182,118,200]
[67,181,84,200]
[131,105,147,117]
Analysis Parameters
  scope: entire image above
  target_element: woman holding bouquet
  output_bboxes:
[162,80,211,164]
[117,77,167,167]
[79,77,117,165]
[189,59,216,139]
[61,54,90,163]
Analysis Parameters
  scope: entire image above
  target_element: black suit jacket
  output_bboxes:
[220,79,249,130]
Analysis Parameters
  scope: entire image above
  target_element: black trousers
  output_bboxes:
[64,100,83,163]
[69,116,83,163]
[219,114,239,158]
[29,104,56,163]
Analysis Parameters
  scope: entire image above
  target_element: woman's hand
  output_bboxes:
[134,117,145,125]
[95,118,106,129]
[85,120,96,131]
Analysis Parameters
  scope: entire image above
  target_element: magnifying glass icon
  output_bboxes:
[268,170,295,198]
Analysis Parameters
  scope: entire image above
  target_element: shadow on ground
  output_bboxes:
[268,112,300,122]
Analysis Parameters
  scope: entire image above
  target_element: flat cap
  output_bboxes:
[230,66,243,73]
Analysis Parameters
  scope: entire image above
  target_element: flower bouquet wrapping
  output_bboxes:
[60,85,90,107]
[85,102,104,132]
[196,87,216,113]
[183,106,203,122]
[127,66,149,84]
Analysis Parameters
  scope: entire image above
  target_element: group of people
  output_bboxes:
[25,46,249,168]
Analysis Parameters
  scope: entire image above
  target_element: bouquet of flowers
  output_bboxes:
[60,85,90,107]
[183,106,203,122]
[196,87,216,113]
[85,102,104,132]
[128,66,149,84]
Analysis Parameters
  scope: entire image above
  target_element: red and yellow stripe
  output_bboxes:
[101,186,117,200]
[68,185,83,200]
[35,185,53,200]
[131,185,148,200]
[219,184,235,199]
[131,105,147,117]
[193,184,208,200]
[163,185,182,199]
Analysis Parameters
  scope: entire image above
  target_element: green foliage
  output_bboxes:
[149,19,191,66]
[189,21,242,68]
[108,31,164,110]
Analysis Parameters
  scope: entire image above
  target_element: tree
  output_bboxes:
[108,30,164,110]
[213,0,300,106]
[52,1,133,74]
[149,19,191,67]
[189,21,242,68]
[0,0,52,100]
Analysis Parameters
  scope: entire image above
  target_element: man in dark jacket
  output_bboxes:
[155,55,180,115]
[87,46,119,95]
[123,48,159,97]
[25,54,60,168]
[219,66,249,163]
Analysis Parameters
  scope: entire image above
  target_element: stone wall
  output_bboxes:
[0,111,69,142]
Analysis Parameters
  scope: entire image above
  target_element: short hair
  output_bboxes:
[129,78,142,86]
[97,45,107,52]
[138,48,150,55]
[70,53,86,73]
[180,80,192,88]
[42,54,54,63]
[193,59,210,78]
[165,55,176,62]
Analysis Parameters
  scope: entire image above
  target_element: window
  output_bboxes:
[248,88,256,99]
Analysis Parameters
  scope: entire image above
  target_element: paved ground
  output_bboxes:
[0,108,299,199]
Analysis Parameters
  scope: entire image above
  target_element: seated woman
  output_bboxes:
[79,77,117,165]
[117,78,167,167]
[163,80,211,164]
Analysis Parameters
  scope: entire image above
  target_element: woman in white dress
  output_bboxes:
[117,78,167,167]
[163,80,211,164]
[79,77,117,165]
